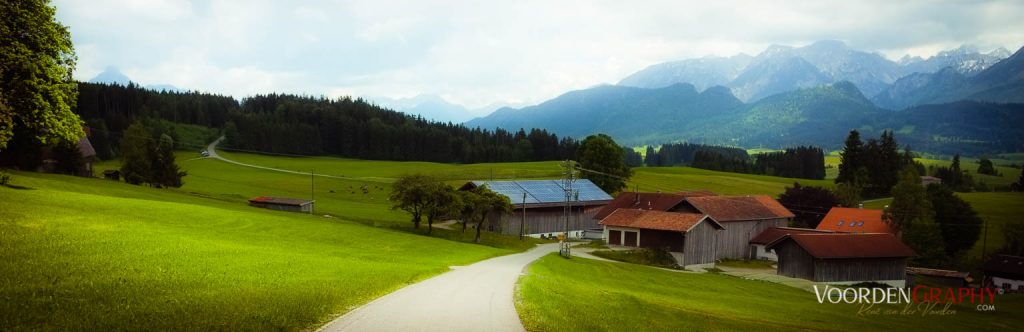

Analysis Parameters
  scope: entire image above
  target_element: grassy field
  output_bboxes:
[0,171,518,331]
[516,254,1024,331]
[824,154,1021,187]
[629,166,832,196]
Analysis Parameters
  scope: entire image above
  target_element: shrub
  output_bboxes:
[0,172,10,186]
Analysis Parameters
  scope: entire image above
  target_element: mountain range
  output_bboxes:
[89,66,184,92]
[363,94,505,123]
[467,43,1024,155]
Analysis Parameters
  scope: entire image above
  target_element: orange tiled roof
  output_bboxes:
[816,207,895,234]
[599,209,722,232]
[685,195,795,222]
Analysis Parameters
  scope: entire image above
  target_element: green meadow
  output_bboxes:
[516,254,1024,331]
[0,171,515,331]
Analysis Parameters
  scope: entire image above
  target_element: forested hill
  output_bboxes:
[72,82,579,164]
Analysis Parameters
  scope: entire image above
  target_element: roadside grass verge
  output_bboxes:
[718,259,776,269]
[516,254,1024,331]
[0,172,510,331]
[590,248,679,269]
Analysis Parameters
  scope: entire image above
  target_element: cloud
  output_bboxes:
[54,0,1024,109]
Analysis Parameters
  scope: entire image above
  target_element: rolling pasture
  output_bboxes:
[517,254,1024,332]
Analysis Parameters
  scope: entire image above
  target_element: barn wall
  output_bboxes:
[683,221,719,266]
[814,258,907,282]
[716,218,788,259]
[775,241,815,280]
[490,205,604,235]
[639,230,683,252]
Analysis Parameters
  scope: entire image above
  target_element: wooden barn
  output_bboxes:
[748,227,833,261]
[983,254,1024,293]
[906,267,971,288]
[767,233,916,287]
[593,192,795,260]
[460,179,613,237]
[815,207,895,234]
[248,196,315,213]
[599,209,723,268]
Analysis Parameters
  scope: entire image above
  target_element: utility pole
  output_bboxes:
[560,160,577,258]
[520,192,526,240]
[311,168,315,215]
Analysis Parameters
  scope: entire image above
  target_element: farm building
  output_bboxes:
[767,233,916,287]
[815,207,895,234]
[983,254,1024,293]
[38,126,97,177]
[748,227,833,261]
[248,196,314,213]
[599,209,723,268]
[459,179,613,237]
[906,267,971,288]
[920,175,943,186]
[593,192,795,259]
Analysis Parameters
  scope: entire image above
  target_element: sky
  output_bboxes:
[55,0,1024,112]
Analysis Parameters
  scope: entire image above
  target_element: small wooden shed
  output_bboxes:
[906,267,971,288]
[248,196,314,213]
[767,233,916,287]
[599,209,724,268]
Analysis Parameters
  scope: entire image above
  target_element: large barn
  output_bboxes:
[460,179,613,237]
[594,192,795,260]
[767,233,916,287]
[599,209,723,268]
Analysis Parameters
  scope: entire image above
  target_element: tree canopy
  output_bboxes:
[576,134,632,194]
[0,0,81,149]
[778,183,839,228]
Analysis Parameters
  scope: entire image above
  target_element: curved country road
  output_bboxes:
[205,137,373,181]
[318,243,559,332]
[205,137,568,331]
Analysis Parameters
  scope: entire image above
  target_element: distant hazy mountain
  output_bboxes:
[466,83,744,143]
[899,45,1011,76]
[873,46,1024,109]
[88,66,183,92]
[366,94,477,123]
[617,41,1010,103]
[88,66,132,85]
[618,54,752,91]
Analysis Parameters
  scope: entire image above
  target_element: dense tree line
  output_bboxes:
[752,147,826,180]
[643,142,748,167]
[227,94,579,163]
[835,130,917,197]
[691,150,752,173]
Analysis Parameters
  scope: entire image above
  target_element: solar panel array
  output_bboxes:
[470,179,612,205]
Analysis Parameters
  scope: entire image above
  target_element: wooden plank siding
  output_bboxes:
[486,205,603,235]
[814,258,907,282]
[715,218,788,260]
[682,220,719,266]
[775,241,815,280]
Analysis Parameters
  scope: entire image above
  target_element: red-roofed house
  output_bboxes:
[767,233,916,287]
[749,227,833,261]
[815,207,895,234]
[594,192,795,260]
[599,209,723,268]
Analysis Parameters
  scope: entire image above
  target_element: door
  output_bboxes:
[623,231,638,247]
[608,230,621,245]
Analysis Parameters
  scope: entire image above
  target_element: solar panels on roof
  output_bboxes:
[467,179,613,205]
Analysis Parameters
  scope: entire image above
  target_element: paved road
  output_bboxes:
[318,243,559,332]
[204,137,376,181]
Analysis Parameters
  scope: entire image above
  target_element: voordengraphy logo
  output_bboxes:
[813,285,1000,316]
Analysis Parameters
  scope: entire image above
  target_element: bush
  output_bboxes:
[0,172,10,186]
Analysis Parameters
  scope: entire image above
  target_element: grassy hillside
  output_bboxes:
[0,172,512,331]
[516,254,1024,331]
[629,166,833,196]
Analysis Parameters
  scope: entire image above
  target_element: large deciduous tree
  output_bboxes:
[778,183,839,228]
[390,174,437,229]
[576,134,632,194]
[0,0,81,149]
[421,181,458,234]
[885,166,945,267]
[927,184,982,257]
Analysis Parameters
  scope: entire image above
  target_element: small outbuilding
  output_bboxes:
[767,233,916,287]
[749,227,833,261]
[983,254,1024,293]
[906,267,971,288]
[102,169,121,181]
[248,196,314,213]
[599,209,723,268]
[920,176,942,186]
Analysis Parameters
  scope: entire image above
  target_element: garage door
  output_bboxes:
[623,231,637,247]
[608,230,621,245]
